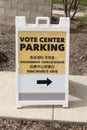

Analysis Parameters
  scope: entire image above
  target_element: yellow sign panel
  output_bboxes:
[18,31,66,74]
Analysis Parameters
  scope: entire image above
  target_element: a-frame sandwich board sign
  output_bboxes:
[16,16,70,108]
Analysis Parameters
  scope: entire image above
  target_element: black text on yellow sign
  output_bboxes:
[18,31,66,74]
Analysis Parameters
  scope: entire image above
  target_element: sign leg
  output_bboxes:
[63,102,68,108]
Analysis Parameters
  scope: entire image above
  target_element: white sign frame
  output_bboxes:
[15,16,70,108]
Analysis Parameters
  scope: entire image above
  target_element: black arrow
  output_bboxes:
[37,78,52,86]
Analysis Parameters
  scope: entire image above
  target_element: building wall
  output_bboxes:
[0,0,52,25]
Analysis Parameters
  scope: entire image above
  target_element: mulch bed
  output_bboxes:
[0,20,87,75]
[0,118,87,130]
[0,25,15,71]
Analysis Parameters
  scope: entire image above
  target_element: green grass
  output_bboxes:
[53,0,63,4]
[80,0,87,6]
[78,15,87,27]
[53,0,87,6]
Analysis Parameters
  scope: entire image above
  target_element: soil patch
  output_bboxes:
[0,25,15,71]
[0,21,87,75]
[0,118,87,130]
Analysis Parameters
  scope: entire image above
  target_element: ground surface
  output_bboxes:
[0,22,87,75]
[0,72,87,122]
[0,25,15,71]
[70,25,87,75]
[0,118,87,130]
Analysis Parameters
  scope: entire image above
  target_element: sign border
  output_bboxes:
[15,16,70,108]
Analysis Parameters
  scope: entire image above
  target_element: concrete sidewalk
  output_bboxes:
[52,4,87,17]
[0,72,87,122]
[52,10,85,17]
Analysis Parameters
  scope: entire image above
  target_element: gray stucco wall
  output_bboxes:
[0,0,53,25]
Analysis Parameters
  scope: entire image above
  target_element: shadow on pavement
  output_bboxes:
[69,80,87,108]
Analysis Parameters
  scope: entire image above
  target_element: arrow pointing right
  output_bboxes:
[37,78,52,86]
